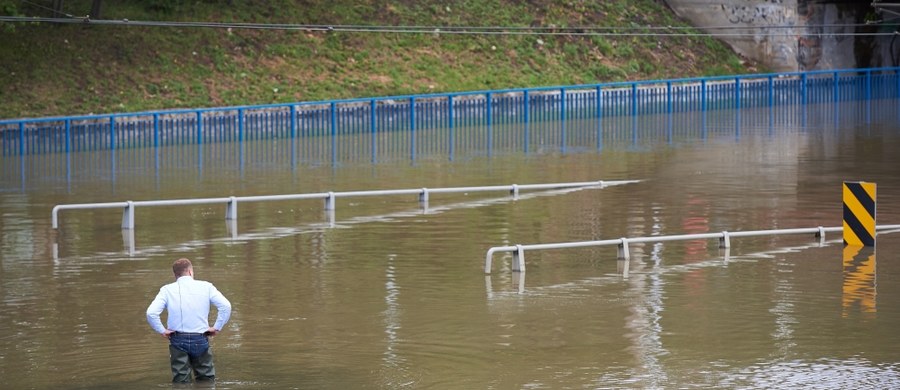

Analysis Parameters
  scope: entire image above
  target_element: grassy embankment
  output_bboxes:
[0,0,757,119]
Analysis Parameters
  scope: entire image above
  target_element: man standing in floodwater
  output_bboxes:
[146,258,232,383]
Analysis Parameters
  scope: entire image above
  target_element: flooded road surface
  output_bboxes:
[2,120,900,389]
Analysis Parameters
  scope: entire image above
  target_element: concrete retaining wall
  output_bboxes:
[665,0,899,71]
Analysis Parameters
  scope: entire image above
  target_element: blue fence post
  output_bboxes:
[154,125,161,184]
[290,105,297,139]
[153,113,160,148]
[833,71,840,127]
[734,77,741,131]
[331,102,337,165]
[486,92,493,157]
[895,67,900,98]
[767,75,774,130]
[370,100,377,163]
[595,85,602,150]
[238,109,244,143]
[832,71,839,104]
[19,122,25,156]
[109,117,116,151]
[701,79,707,140]
[801,73,808,128]
[197,113,204,174]
[409,97,415,161]
[631,83,638,144]
[65,144,71,189]
[560,88,566,153]
[19,133,26,188]
[801,73,807,107]
[523,90,530,154]
[735,77,741,138]
[290,105,297,167]
[666,81,672,144]
[64,119,71,153]
[196,111,203,145]
[448,96,454,161]
[866,69,872,125]
[896,70,900,124]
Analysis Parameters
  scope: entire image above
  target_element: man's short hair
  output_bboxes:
[172,258,193,276]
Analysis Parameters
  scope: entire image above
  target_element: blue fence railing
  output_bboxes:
[2,67,899,164]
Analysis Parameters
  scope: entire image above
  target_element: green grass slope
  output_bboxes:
[0,0,758,119]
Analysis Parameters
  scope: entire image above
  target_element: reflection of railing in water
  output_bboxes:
[483,225,900,274]
[3,67,899,163]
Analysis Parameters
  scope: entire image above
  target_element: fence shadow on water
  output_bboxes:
[2,68,900,191]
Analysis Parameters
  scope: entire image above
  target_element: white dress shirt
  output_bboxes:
[146,275,232,334]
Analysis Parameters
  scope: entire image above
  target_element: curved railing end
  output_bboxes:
[51,205,61,229]
[484,247,497,274]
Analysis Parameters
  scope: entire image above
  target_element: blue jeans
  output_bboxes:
[169,332,215,383]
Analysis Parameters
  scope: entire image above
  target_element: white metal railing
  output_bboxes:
[484,224,900,274]
[51,179,639,230]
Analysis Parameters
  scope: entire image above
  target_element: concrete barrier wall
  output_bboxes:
[665,0,896,71]
[666,0,800,71]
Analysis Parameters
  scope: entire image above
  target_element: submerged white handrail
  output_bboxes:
[484,224,900,274]
[52,179,640,230]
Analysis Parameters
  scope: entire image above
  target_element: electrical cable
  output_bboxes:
[1,15,899,37]
[874,2,900,18]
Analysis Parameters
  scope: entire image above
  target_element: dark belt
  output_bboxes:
[172,331,206,337]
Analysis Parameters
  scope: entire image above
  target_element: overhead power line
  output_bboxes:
[0,15,897,37]
[873,2,900,17]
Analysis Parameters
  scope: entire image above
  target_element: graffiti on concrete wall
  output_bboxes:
[716,0,796,69]
[721,0,788,25]
[666,0,802,70]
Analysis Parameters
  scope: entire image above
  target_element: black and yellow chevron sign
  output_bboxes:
[843,181,876,247]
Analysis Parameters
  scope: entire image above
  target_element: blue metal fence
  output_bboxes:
[2,67,899,163]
